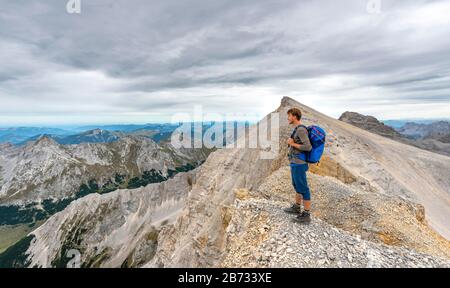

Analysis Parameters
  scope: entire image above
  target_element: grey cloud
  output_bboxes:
[0,0,449,123]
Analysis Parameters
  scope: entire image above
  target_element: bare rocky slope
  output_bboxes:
[1,97,449,268]
[320,108,450,239]
[0,171,195,268]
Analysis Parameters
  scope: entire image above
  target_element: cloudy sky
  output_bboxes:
[1,0,450,126]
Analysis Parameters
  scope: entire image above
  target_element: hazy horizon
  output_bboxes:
[1,116,449,129]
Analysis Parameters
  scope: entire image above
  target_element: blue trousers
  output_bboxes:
[290,164,311,201]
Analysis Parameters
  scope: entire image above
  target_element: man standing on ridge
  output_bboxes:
[284,108,313,224]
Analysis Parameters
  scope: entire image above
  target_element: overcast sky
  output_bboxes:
[1,0,450,126]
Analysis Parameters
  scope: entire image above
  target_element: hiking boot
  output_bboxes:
[293,211,311,224]
[283,203,301,215]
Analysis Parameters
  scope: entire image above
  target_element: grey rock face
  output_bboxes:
[21,172,195,268]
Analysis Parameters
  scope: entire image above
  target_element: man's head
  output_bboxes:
[287,108,302,125]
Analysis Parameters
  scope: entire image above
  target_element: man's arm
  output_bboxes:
[291,127,312,152]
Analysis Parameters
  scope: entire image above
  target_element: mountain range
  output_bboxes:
[17,129,121,146]
[397,121,450,142]
[1,122,248,146]
[1,126,182,146]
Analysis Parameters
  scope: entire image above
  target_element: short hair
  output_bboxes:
[287,108,302,120]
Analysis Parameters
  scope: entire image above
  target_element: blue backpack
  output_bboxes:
[292,125,326,164]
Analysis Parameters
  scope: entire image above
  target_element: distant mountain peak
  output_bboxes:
[82,128,106,135]
[33,134,58,146]
[339,111,402,139]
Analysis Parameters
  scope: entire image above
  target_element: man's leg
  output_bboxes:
[295,193,303,206]
[293,164,311,224]
[300,164,311,212]
[302,173,311,213]
[303,199,311,211]
[284,166,302,214]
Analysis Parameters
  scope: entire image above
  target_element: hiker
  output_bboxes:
[284,108,313,224]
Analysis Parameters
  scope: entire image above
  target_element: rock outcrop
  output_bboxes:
[339,112,402,139]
